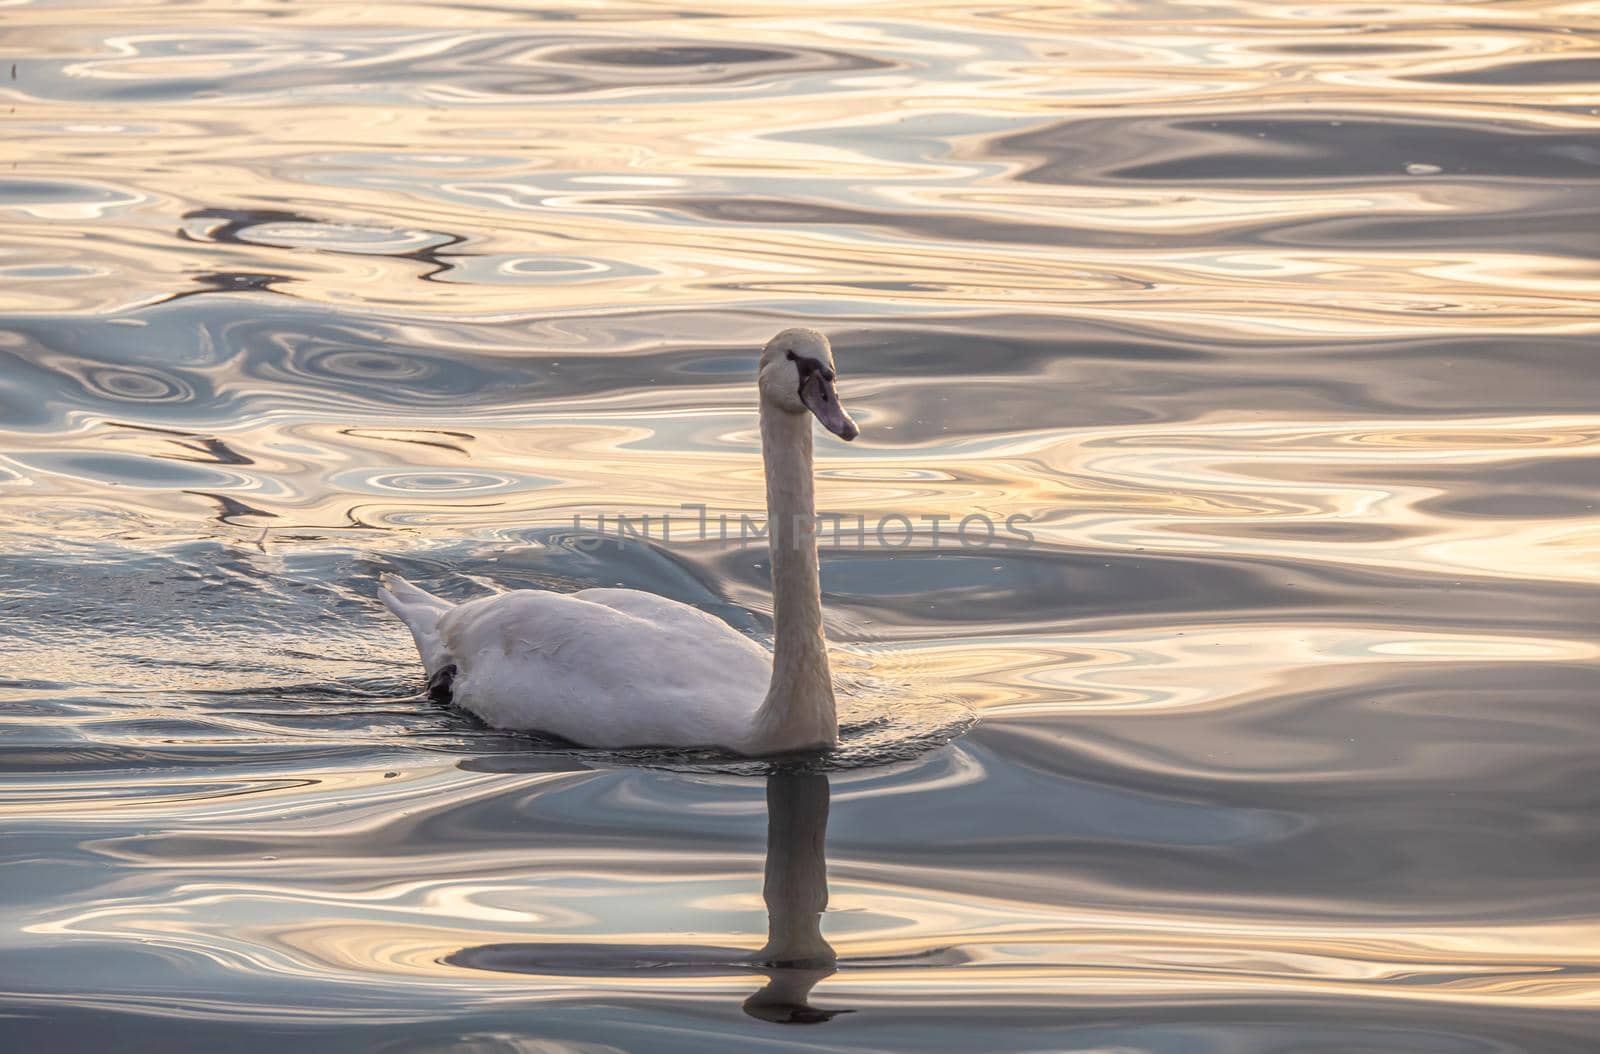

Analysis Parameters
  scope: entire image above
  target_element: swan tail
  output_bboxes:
[378,573,454,678]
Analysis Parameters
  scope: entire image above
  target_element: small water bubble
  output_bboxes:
[1405,162,1442,176]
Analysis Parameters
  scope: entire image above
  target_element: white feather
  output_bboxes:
[420,582,771,749]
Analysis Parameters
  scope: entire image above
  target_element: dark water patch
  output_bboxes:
[1418,57,1600,85]
[11,451,247,488]
[634,190,1600,262]
[0,177,142,210]
[563,45,791,67]
[967,658,1600,913]
[1339,455,1600,520]
[1254,198,1600,260]
[793,544,1600,640]
[1269,41,1453,57]
[998,112,1600,185]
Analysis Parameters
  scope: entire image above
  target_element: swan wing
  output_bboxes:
[437,588,771,749]
[572,586,745,630]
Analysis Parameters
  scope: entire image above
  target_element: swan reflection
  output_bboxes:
[448,768,846,1024]
[744,769,847,1023]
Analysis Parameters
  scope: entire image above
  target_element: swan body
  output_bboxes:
[380,328,859,756]
[380,578,772,749]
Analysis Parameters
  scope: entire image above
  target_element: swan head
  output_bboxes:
[759,328,859,442]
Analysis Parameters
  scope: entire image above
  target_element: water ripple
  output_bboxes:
[4,1,1600,1050]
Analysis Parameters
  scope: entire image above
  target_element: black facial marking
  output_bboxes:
[788,353,831,400]
[427,663,457,703]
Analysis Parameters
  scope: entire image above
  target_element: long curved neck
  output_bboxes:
[746,402,837,754]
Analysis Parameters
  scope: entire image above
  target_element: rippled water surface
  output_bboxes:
[4,1,1600,1050]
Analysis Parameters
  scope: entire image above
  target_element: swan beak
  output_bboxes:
[800,372,859,441]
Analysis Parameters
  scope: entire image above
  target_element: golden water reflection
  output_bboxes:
[22,760,1600,1024]
[3,0,1599,1048]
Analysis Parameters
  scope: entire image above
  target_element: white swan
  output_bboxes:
[379,328,859,756]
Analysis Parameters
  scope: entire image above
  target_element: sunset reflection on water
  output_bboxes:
[3,1,1599,1050]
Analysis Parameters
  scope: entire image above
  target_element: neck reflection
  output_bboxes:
[445,765,847,1024]
[743,768,847,1024]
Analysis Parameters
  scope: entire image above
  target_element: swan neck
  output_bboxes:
[749,401,837,754]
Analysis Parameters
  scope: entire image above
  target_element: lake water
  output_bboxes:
[3,2,1599,1050]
